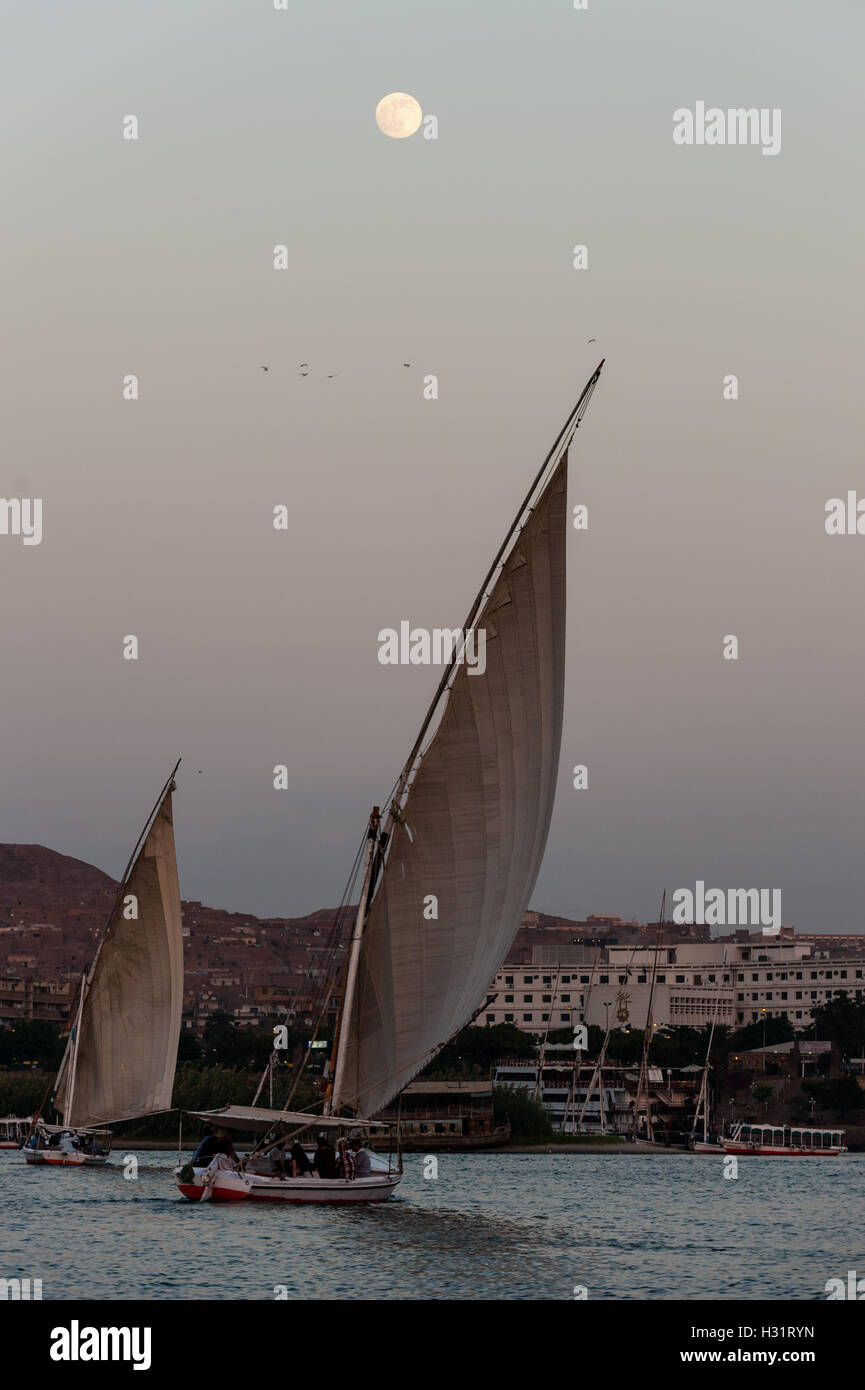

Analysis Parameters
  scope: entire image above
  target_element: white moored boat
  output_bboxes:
[719,1122,846,1156]
[176,365,605,1208]
[0,1117,32,1149]
[24,765,185,1167]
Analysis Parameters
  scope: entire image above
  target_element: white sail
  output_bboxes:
[337,456,569,1117]
[54,782,184,1129]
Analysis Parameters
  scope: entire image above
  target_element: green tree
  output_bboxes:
[493,1085,553,1141]
[811,995,865,1058]
[423,1024,537,1077]
[177,1029,202,1062]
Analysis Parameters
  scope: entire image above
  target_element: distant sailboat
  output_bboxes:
[24,764,184,1166]
[177,364,605,1204]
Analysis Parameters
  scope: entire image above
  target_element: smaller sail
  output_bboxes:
[54,784,184,1129]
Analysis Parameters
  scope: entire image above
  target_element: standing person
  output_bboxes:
[350,1135,372,1178]
[312,1132,338,1178]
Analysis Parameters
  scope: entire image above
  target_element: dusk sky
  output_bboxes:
[2,0,864,931]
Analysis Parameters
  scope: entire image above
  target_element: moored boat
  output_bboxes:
[0,1116,32,1149]
[719,1122,846,1156]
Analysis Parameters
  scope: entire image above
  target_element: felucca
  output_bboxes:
[176,364,605,1204]
[24,764,184,1167]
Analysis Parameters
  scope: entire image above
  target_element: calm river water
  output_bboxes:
[2,1149,862,1300]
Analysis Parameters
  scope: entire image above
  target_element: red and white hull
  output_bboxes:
[23,1148,110,1167]
[0,1141,19,1150]
[176,1166,401,1204]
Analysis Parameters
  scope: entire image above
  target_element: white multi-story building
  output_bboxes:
[482,940,865,1035]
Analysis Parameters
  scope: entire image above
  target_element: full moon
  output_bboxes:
[375,92,422,139]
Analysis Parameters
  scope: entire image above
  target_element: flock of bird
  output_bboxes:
[259,363,412,377]
[260,349,596,376]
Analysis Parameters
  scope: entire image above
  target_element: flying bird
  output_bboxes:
[261,366,269,372]
[299,363,309,368]
[327,374,336,378]
[587,339,596,344]
[299,371,309,377]
[403,362,411,367]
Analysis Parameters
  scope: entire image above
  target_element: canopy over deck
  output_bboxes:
[186,1106,391,1134]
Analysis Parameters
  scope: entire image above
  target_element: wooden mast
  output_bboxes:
[325,807,380,1115]
[633,891,666,1142]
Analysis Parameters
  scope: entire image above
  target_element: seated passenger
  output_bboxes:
[207,1138,238,1173]
[312,1133,338,1179]
[290,1141,312,1177]
[192,1128,222,1165]
[350,1136,372,1177]
[336,1137,356,1180]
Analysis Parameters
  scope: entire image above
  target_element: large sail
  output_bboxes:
[54,781,184,1129]
[337,454,569,1117]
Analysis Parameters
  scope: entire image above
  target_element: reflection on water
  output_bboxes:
[1,1150,861,1300]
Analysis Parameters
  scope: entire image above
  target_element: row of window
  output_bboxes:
[497,968,865,989]
[738,989,863,1002]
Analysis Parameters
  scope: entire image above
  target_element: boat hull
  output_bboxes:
[719,1140,845,1157]
[176,1166,401,1204]
[23,1149,110,1167]
[0,1141,20,1150]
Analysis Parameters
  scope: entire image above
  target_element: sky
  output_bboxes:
[1,0,864,931]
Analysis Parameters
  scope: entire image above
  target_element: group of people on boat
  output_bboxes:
[25,1127,101,1156]
[192,1127,373,1181]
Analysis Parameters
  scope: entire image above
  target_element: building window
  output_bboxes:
[505,1013,514,1022]
[485,1013,495,1022]
[541,1013,549,1022]
[523,976,534,984]
[560,1013,569,1021]
[600,975,609,983]
[505,976,513,985]
[542,994,552,1003]
[561,993,571,1002]
[505,995,514,1003]
[675,975,685,984]
[523,994,532,1003]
